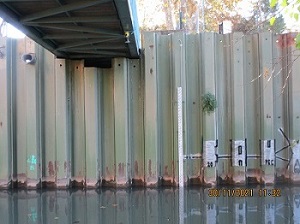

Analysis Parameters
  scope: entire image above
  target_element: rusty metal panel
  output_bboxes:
[185,34,202,185]
[25,39,41,188]
[260,32,275,184]
[0,37,12,188]
[84,67,100,188]
[15,38,29,187]
[215,34,231,185]
[101,68,115,186]
[171,31,187,185]
[156,33,174,186]
[288,36,300,183]
[55,59,70,188]
[201,32,217,186]
[231,33,246,184]
[144,32,159,187]
[272,34,289,183]
[40,47,56,186]
[244,34,261,184]
[1,32,300,189]
[128,59,145,186]
[70,60,86,186]
[113,58,131,187]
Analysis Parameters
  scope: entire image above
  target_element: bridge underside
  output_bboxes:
[0,0,140,67]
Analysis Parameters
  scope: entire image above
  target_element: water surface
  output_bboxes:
[0,186,299,223]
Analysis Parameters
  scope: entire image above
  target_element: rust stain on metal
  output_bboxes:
[132,179,144,187]
[164,165,169,176]
[148,160,152,177]
[64,161,70,173]
[276,33,296,49]
[134,160,139,175]
[106,166,111,176]
[55,161,59,173]
[48,161,55,176]
[118,163,125,177]
[172,160,175,177]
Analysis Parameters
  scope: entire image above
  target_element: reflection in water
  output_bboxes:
[0,186,298,223]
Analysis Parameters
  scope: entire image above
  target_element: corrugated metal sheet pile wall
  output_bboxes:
[0,31,300,189]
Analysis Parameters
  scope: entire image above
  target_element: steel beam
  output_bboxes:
[20,0,111,22]
[22,16,119,24]
[28,24,121,36]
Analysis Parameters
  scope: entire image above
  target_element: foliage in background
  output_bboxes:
[232,0,286,34]
[137,0,244,32]
[137,0,288,34]
[270,0,300,48]
[202,93,217,114]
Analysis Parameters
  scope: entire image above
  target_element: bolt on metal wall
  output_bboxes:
[0,31,300,189]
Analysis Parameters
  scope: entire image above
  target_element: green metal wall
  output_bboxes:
[0,31,300,189]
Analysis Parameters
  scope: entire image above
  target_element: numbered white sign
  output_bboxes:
[234,203,246,224]
[292,143,300,174]
[232,140,246,167]
[261,140,275,166]
[204,141,216,167]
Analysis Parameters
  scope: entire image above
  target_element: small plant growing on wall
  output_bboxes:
[202,92,217,114]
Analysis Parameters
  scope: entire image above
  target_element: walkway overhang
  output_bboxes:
[0,0,140,66]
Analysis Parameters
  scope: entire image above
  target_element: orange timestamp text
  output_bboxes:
[208,188,282,197]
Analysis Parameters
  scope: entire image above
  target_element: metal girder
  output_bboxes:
[0,0,41,1]
[61,49,127,57]
[0,3,68,58]
[20,0,112,22]
[42,34,122,39]
[66,45,126,51]
[113,0,140,58]
[22,16,119,24]
[68,54,116,59]
[0,0,140,59]
[27,24,121,36]
[55,37,123,50]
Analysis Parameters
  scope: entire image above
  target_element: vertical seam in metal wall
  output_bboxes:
[97,68,101,185]
[54,55,57,185]
[154,33,161,182]
[113,60,116,183]
[7,38,13,186]
[127,59,131,184]
[178,34,183,185]
[213,33,217,158]
[68,61,73,184]
[141,50,146,186]
[25,39,28,180]
[83,63,87,186]
[157,33,162,183]
[37,44,42,185]
[169,34,174,183]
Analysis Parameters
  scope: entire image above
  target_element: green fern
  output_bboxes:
[202,93,217,114]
